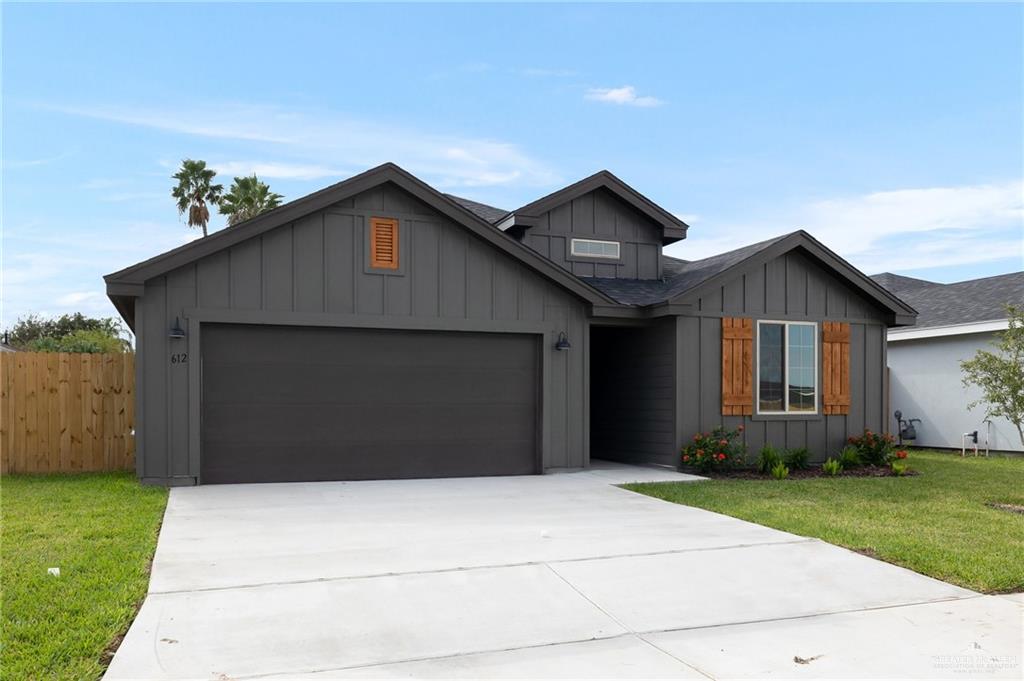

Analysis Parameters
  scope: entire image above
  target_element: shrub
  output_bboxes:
[756,444,783,474]
[822,457,843,476]
[771,461,790,479]
[838,445,861,469]
[27,329,129,354]
[847,430,896,466]
[681,425,746,473]
[890,461,908,476]
[783,447,810,471]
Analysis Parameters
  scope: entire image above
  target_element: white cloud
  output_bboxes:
[210,161,343,181]
[56,291,104,306]
[46,101,560,188]
[1,222,204,325]
[672,180,1024,274]
[585,86,662,108]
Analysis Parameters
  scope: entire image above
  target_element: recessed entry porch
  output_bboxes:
[590,320,678,468]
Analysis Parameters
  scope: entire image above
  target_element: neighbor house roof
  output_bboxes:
[495,170,688,245]
[873,270,1024,339]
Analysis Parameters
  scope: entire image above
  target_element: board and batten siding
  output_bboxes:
[522,188,663,280]
[675,249,889,463]
[136,182,589,484]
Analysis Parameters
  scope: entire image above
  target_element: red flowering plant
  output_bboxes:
[846,429,897,466]
[681,425,746,473]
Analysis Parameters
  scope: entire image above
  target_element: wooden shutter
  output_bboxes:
[822,321,851,415]
[721,317,753,416]
[370,217,399,269]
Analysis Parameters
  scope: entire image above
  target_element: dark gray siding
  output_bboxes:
[674,250,889,464]
[591,319,677,466]
[522,188,663,280]
[692,250,888,323]
[135,182,589,484]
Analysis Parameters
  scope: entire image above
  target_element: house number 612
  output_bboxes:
[170,353,188,364]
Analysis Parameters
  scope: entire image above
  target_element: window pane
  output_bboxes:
[787,324,816,412]
[759,323,784,412]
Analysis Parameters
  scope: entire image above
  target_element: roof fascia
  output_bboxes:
[667,232,918,323]
[504,171,688,244]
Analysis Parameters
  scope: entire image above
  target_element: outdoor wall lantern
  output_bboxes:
[555,331,571,351]
[168,317,187,339]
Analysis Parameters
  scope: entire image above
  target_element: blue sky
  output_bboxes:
[3,2,1022,327]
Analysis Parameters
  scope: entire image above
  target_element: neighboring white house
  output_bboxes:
[873,271,1024,453]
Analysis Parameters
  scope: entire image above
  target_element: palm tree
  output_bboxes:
[171,159,223,237]
[219,175,284,226]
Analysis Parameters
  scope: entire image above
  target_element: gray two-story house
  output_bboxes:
[105,163,916,485]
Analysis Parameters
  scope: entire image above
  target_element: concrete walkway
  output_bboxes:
[106,463,1022,679]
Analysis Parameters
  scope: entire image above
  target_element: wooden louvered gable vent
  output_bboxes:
[822,321,851,415]
[370,217,399,270]
[721,317,753,416]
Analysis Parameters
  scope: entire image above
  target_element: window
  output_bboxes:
[757,321,817,414]
[570,238,620,259]
[370,217,399,269]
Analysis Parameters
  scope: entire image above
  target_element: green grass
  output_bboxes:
[2,472,168,680]
[624,451,1024,594]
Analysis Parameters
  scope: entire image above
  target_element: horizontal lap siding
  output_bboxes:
[677,250,888,463]
[138,183,588,481]
[591,319,676,466]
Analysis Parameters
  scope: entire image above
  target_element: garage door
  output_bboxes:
[200,324,540,484]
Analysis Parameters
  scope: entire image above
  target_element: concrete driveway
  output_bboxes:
[107,463,1022,679]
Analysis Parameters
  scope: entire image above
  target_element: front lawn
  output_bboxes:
[624,451,1024,593]
[1,472,168,680]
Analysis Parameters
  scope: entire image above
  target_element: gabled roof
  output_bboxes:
[495,170,688,245]
[105,163,618,327]
[587,230,918,325]
[872,270,1023,330]
[444,194,508,224]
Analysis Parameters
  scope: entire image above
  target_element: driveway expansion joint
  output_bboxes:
[542,561,716,680]
[221,594,990,681]
[148,538,816,596]
[634,593,986,637]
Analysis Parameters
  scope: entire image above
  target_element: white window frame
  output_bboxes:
[755,320,819,415]
[570,238,621,259]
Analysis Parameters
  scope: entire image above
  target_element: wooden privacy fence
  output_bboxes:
[1,352,135,474]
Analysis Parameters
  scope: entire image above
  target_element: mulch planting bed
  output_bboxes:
[687,465,918,480]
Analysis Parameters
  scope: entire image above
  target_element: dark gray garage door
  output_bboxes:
[201,324,540,484]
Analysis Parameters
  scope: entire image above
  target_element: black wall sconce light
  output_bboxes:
[168,317,187,339]
[555,331,571,351]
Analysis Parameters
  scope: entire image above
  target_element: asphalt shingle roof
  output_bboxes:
[585,233,794,306]
[871,271,1024,328]
[445,194,508,224]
